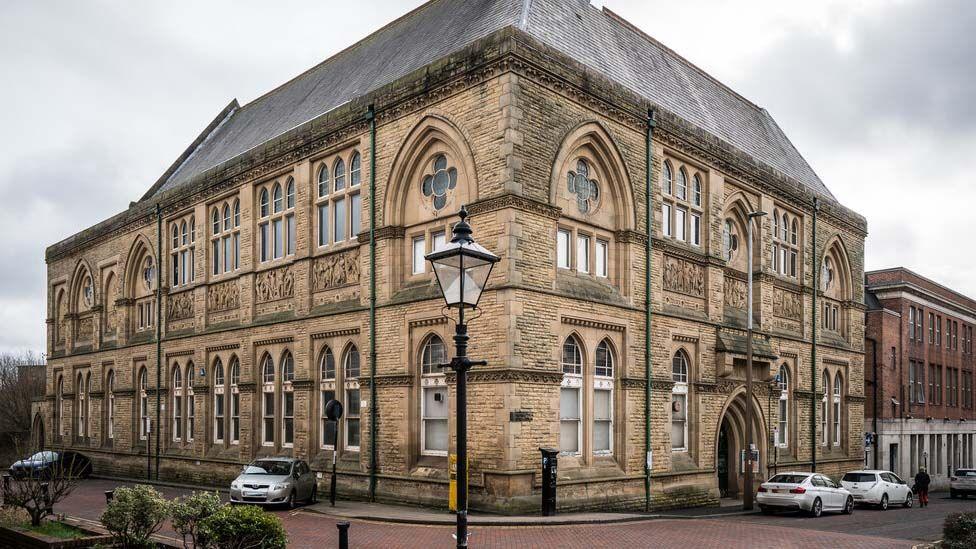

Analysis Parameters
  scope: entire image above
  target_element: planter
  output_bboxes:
[0,520,114,548]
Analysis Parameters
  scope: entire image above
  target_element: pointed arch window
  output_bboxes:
[258,179,295,263]
[213,358,225,443]
[671,351,689,451]
[722,219,739,262]
[186,362,195,442]
[771,206,799,278]
[320,347,336,449]
[776,365,789,447]
[139,368,149,441]
[281,352,295,447]
[343,346,361,451]
[172,364,183,441]
[76,372,88,439]
[316,150,362,247]
[821,370,830,446]
[106,370,115,441]
[421,335,448,455]
[559,336,583,455]
[171,214,196,287]
[230,357,240,444]
[833,374,843,447]
[661,160,703,246]
[261,354,275,445]
[211,198,240,276]
[56,375,64,438]
[594,340,614,455]
[662,161,673,195]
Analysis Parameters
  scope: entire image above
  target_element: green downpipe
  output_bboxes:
[810,197,819,472]
[155,203,162,480]
[367,104,378,501]
[644,108,656,512]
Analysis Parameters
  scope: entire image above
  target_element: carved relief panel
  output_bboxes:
[311,248,360,292]
[255,265,295,316]
[662,254,706,312]
[207,279,240,325]
[771,286,803,334]
[723,275,747,310]
[167,290,195,332]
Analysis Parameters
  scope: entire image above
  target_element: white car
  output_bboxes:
[757,471,854,517]
[840,470,912,510]
[949,468,976,499]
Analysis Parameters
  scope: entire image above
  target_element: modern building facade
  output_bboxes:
[37,0,867,512]
[865,268,976,489]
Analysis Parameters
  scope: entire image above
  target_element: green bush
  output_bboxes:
[99,485,171,549]
[171,491,221,549]
[199,505,286,549]
[944,511,976,549]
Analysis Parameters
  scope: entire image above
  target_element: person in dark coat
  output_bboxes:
[914,467,931,507]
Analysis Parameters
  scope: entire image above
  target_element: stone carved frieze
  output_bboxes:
[663,255,704,298]
[773,287,802,320]
[255,266,295,304]
[724,277,747,309]
[167,291,194,321]
[76,316,93,341]
[207,280,240,312]
[311,249,360,293]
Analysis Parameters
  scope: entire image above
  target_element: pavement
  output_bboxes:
[45,477,976,548]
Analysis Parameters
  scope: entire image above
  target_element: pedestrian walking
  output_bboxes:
[914,467,931,508]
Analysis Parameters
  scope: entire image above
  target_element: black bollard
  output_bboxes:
[337,521,350,549]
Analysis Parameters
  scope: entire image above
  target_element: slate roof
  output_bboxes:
[150,0,832,199]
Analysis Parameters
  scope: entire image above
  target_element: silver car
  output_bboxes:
[756,471,854,517]
[229,457,317,508]
[950,468,976,498]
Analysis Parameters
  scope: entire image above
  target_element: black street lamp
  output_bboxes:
[426,205,499,549]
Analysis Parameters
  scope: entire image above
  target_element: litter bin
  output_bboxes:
[540,447,558,516]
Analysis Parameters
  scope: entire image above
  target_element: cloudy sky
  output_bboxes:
[0,0,972,354]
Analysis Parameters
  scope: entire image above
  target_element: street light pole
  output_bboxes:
[744,210,766,511]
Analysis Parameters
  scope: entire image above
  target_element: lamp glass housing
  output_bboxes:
[427,240,498,310]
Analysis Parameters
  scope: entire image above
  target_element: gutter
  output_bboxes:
[367,104,378,502]
[644,108,656,512]
[155,203,163,480]
[810,197,819,472]
[865,335,879,469]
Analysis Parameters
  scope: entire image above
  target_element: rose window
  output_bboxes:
[567,159,600,214]
[421,154,458,211]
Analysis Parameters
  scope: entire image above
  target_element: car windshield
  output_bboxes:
[244,460,292,476]
[955,470,976,477]
[769,474,808,484]
[843,473,877,483]
[28,451,57,461]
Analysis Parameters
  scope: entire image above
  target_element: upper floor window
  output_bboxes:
[317,151,362,248]
[420,335,448,456]
[258,179,296,263]
[555,225,611,279]
[566,159,600,214]
[771,209,798,278]
[671,350,690,451]
[211,199,241,276]
[722,219,739,262]
[832,374,843,446]
[661,161,703,246]
[422,154,458,212]
[776,365,789,447]
[170,216,196,287]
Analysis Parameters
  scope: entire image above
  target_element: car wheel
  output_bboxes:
[903,493,913,508]
[809,498,822,518]
[843,496,854,515]
[950,490,957,499]
[760,505,773,515]
[879,494,888,511]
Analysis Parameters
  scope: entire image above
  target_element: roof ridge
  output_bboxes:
[867,267,976,308]
[237,0,446,112]
[600,6,762,113]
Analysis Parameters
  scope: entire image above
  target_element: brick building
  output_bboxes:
[865,268,976,490]
[37,0,867,511]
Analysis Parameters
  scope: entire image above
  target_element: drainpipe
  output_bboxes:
[644,108,656,512]
[155,203,163,480]
[367,104,378,502]
[810,197,819,472]
[866,335,879,469]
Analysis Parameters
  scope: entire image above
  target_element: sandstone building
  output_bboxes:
[37,0,867,511]
[865,268,976,490]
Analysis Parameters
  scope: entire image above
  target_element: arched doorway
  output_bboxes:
[715,390,766,501]
[31,413,45,451]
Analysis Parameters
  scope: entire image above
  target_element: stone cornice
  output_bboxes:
[236,382,256,393]
[408,317,448,328]
[614,230,647,245]
[467,193,561,220]
[311,328,360,340]
[253,336,294,347]
[291,379,314,390]
[358,374,414,387]
[165,349,196,359]
[444,369,565,385]
[673,334,698,344]
[650,378,675,391]
[846,394,866,403]
[561,316,626,333]
[206,343,240,353]
[361,225,405,243]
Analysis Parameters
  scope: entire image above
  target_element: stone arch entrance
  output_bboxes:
[715,389,766,500]
[31,413,45,451]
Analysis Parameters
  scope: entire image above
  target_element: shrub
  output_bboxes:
[0,505,29,528]
[100,485,170,549]
[943,511,976,549]
[171,491,221,549]
[199,504,287,549]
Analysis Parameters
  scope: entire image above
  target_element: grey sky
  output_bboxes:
[1,0,972,353]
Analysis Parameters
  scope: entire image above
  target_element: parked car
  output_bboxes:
[757,471,854,517]
[840,470,912,510]
[229,457,316,508]
[949,468,976,498]
[7,450,93,480]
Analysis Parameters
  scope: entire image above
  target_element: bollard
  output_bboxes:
[539,447,558,516]
[105,490,114,504]
[337,521,350,549]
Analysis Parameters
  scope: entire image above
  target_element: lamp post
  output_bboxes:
[426,206,499,549]
[744,209,766,511]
